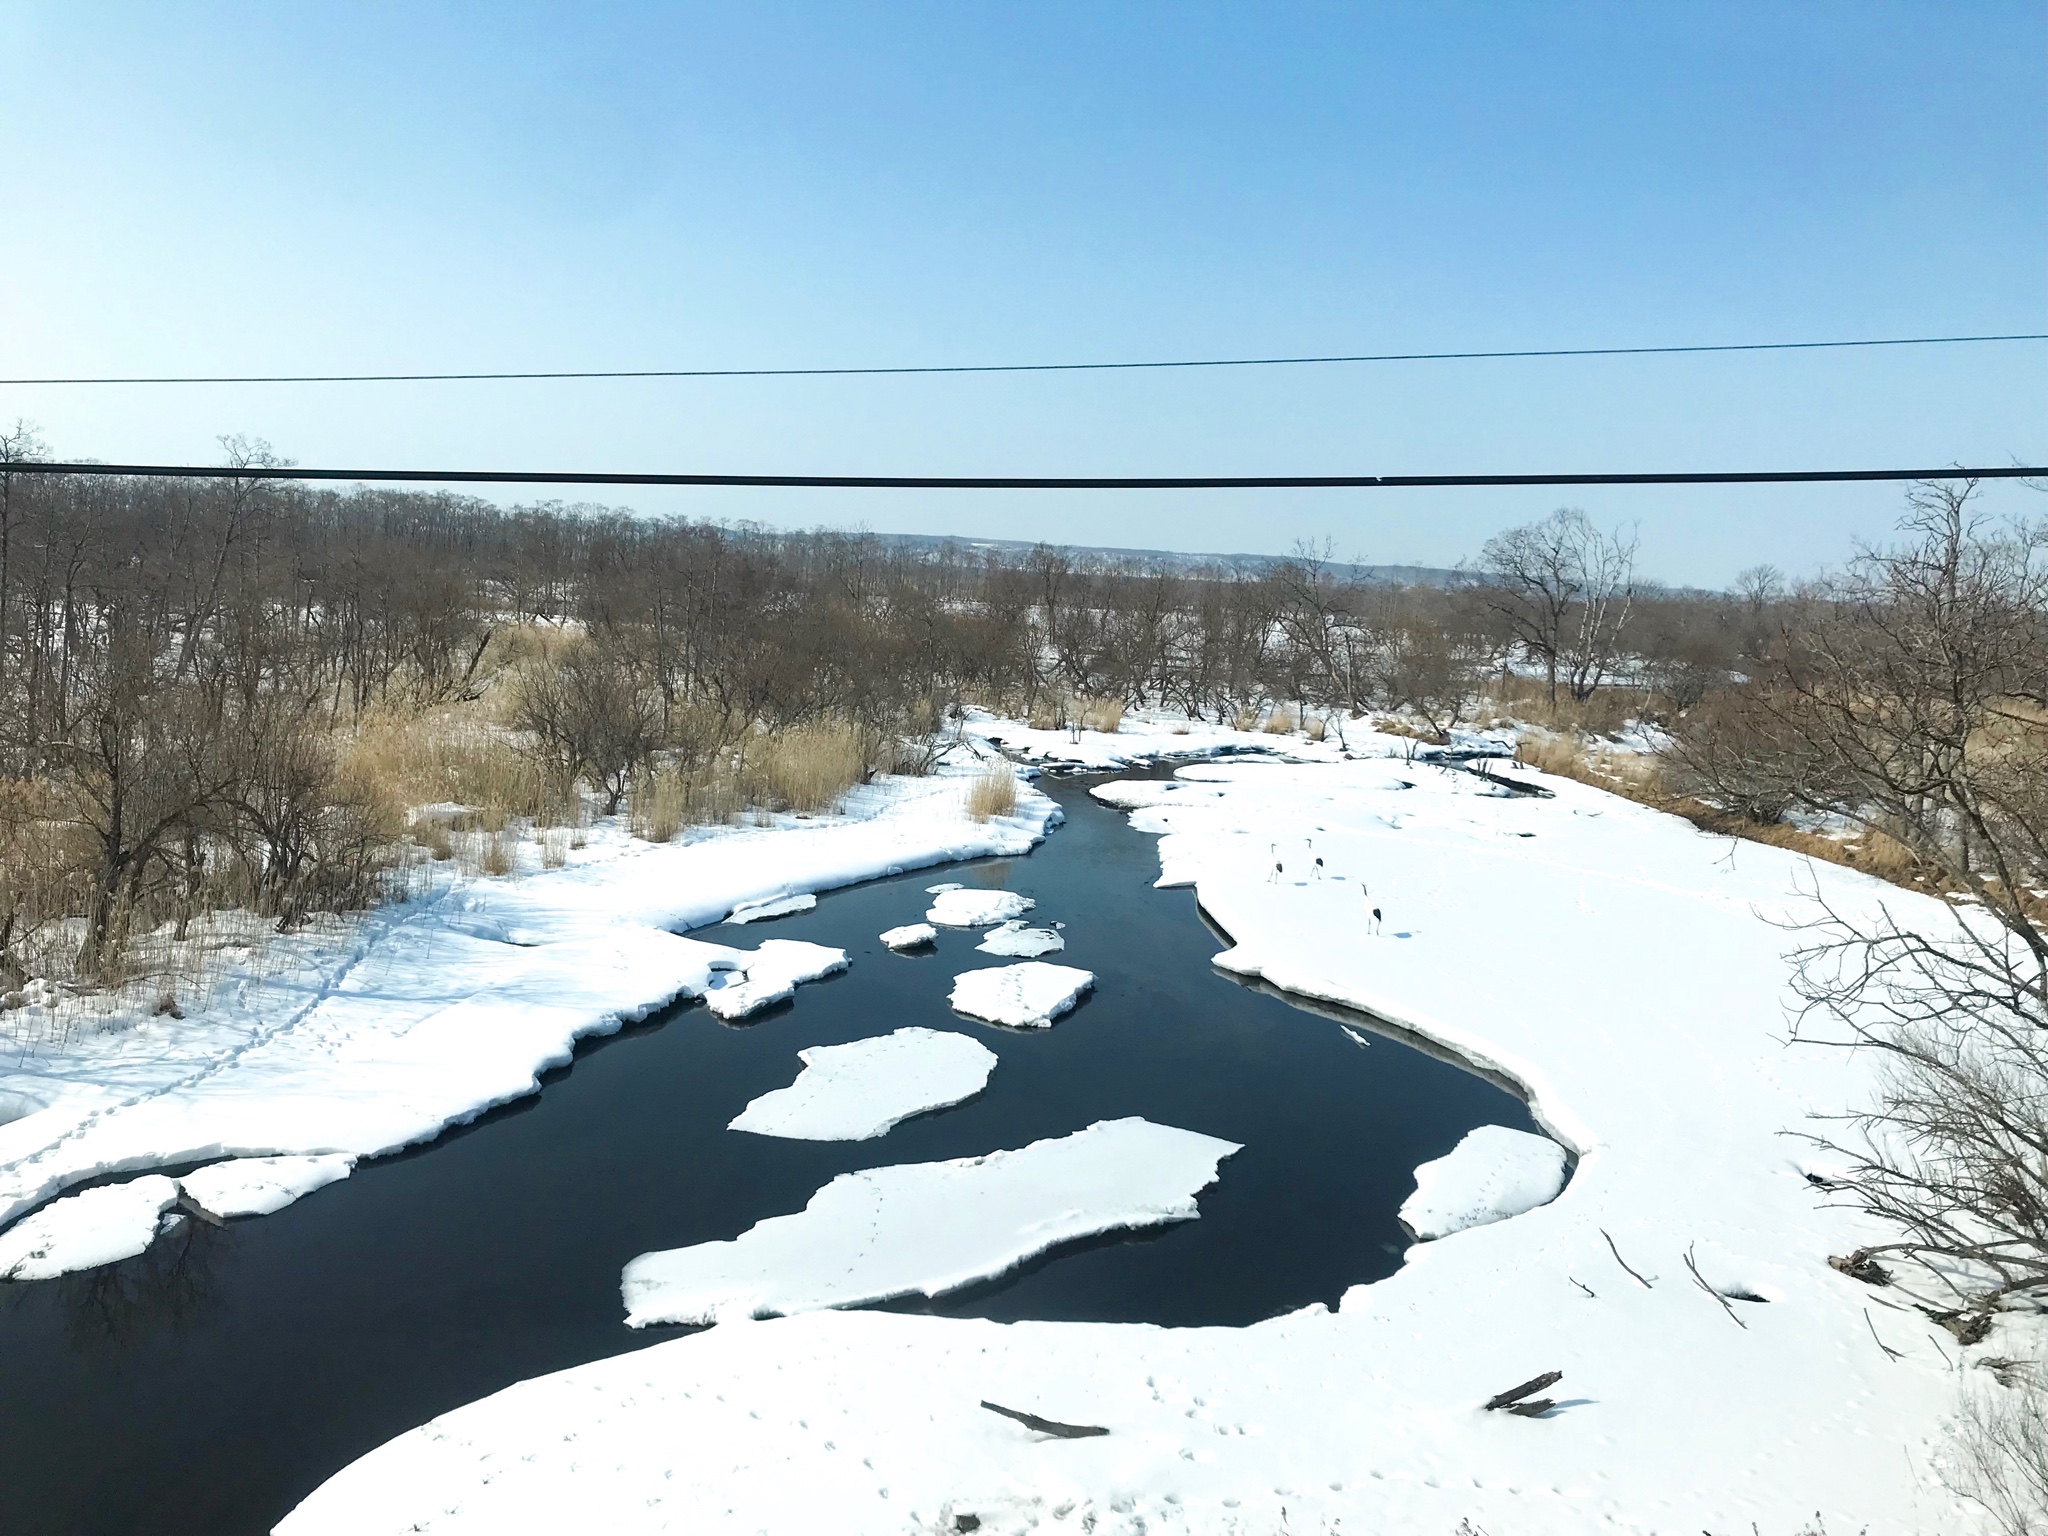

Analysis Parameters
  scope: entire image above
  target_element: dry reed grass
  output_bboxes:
[1515,731,1940,893]
[751,721,869,814]
[1078,696,1126,733]
[347,704,574,833]
[1262,706,1298,735]
[965,762,1018,822]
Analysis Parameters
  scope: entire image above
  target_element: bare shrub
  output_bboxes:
[514,637,662,816]
[481,832,516,878]
[1478,507,1638,704]
[1951,1363,2048,1536]
[628,768,688,843]
[966,763,1018,822]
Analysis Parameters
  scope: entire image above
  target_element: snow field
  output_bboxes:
[947,962,1095,1029]
[1397,1124,1568,1241]
[287,737,2002,1535]
[620,1118,1241,1327]
[727,1027,997,1142]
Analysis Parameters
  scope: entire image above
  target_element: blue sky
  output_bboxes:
[1,2,2041,585]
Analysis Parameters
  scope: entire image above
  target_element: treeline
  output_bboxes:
[0,429,1772,987]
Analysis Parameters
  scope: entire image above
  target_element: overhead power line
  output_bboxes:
[2,332,2043,387]
[5,462,2041,490]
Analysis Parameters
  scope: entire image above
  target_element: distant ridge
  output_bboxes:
[875,532,1473,588]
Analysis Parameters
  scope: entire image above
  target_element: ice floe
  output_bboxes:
[974,919,1065,957]
[724,892,817,924]
[0,1174,181,1280]
[878,922,936,951]
[621,1117,1239,1326]
[925,888,1034,927]
[948,961,1094,1028]
[1397,1125,1568,1241]
[181,1153,356,1219]
[700,940,848,1021]
[727,1027,996,1142]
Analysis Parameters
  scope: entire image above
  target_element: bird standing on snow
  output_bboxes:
[1369,906,1383,935]
[1268,844,1283,884]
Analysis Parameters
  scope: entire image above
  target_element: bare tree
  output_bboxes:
[1479,508,1638,704]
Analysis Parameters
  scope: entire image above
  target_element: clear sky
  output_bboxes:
[1,2,2041,586]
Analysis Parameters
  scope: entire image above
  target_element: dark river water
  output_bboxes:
[0,769,1544,1536]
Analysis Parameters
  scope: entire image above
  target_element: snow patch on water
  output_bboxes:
[725,893,817,924]
[974,920,1065,957]
[182,1154,356,1219]
[878,922,936,951]
[621,1118,1239,1326]
[0,1174,181,1280]
[1397,1125,1567,1241]
[727,1027,996,1142]
[701,940,848,1021]
[948,962,1094,1028]
[927,889,1034,928]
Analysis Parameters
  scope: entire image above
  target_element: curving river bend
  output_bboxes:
[0,768,1542,1535]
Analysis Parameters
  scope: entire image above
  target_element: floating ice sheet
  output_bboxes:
[879,922,936,951]
[622,1117,1240,1326]
[182,1154,356,1219]
[975,920,1065,957]
[728,1027,996,1141]
[949,961,1094,1028]
[0,1175,181,1280]
[1398,1125,1567,1241]
[725,893,818,924]
[926,889,1034,928]
[701,940,848,1021]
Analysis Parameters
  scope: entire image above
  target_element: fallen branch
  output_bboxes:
[1864,1308,1904,1362]
[1683,1243,1747,1329]
[980,1401,1109,1438]
[1601,1228,1652,1288]
[1483,1370,1563,1413]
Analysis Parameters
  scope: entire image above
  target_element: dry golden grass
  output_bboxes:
[1514,730,1946,893]
[1484,676,1644,737]
[751,721,868,814]
[1262,706,1298,735]
[1078,696,1126,734]
[1026,697,1065,731]
[965,762,1018,822]
[541,829,571,868]
[1303,713,1328,742]
[347,704,573,832]
[629,768,689,843]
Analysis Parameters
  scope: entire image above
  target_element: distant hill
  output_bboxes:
[875,532,1474,588]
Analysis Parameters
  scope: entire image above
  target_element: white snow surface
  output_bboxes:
[283,730,2012,1536]
[961,705,1351,772]
[878,922,936,951]
[0,768,1062,1246]
[1398,1124,1567,1241]
[727,1027,996,1142]
[620,1118,1238,1327]
[947,962,1094,1029]
[0,1173,180,1279]
[700,940,848,1021]
[724,892,817,924]
[181,1153,356,1219]
[925,888,1034,928]
[974,920,1065,957]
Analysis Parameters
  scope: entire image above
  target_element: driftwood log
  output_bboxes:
[1483,1370,1563,1416]
[980,1401,1109,1438]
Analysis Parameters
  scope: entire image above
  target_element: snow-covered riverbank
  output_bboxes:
[0,769,1063,1259]
[280,729,1994,1535]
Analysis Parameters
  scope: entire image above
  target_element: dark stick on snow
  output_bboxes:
[1864,1309,1904,1362]
[173,1193,227,1228]
[1601,1228,1653,1288]
[980,1401,1110,1438]
[1568,1275,1596,1298]
[1683,1244,1748,1329]
[1483,1370,1563,1411]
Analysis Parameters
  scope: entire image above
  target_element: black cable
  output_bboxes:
[5,462,2041,490]
[3,332,2043,386]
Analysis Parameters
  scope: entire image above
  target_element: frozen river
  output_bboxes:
[0,768,1541,1535]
